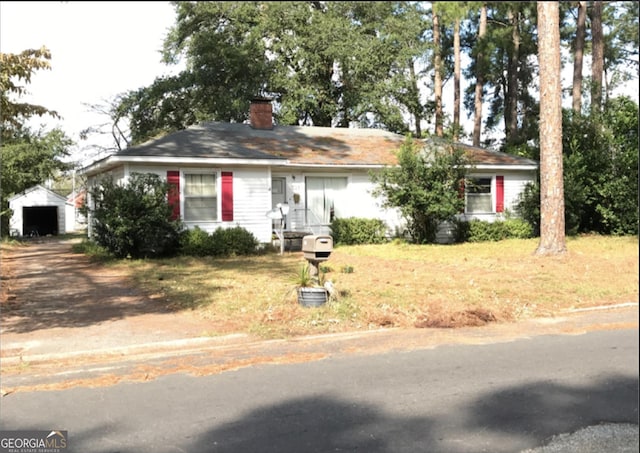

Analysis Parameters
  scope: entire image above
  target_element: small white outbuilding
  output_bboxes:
[8,185,70,237]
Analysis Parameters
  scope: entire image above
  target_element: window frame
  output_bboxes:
[465,175,495,214]
[181,169,219,222]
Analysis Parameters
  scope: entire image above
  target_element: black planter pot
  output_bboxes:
[297,287,328,307]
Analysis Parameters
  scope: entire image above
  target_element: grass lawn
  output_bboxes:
[112,235,638,339]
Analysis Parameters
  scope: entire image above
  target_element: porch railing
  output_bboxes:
[292,208,325,235]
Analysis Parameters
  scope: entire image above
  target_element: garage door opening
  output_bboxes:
[23,206,59,236]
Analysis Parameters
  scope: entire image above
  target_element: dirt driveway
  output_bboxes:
[1,237,216,358]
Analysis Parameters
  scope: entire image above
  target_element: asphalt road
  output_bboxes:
[1,328,637,453]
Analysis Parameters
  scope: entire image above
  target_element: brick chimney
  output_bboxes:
[249,97,273,130]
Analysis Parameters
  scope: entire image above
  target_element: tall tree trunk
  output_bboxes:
[453,18,461,142]
[505,6,520,145]
[472,2,487,147]
[591,0,604,115]
[535,1,566,256]
[434,10,443,137]
[572,0,587,113]
[409,61,422,138]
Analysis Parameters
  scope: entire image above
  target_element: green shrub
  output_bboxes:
[456,218,534,242]
[209,226,259,256]
[501,218,535,239]
[179,226,215,256]
[179,226,259,257]
[330,217,388,245]
[514,182,541,236]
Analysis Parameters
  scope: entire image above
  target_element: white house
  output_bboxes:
[80,99,538,244]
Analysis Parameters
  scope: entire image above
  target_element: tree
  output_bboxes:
[115,73,198,147]
[505,4,521,146]
[1,128,73,196]
[453,16,462,142]
[117,2,434,144]
[463,2,539,151]
[571,1,587,113]
[432,3,444,137]
[471,2,488,147]
[0,47,59,141]
[371,136,471,243]
[590,0,604,115]
[0,47,73,236]
[600,1,639,103]
[535,1,566,255]
[437,2,470,142]
[368,1,431,136]
[517,95,639,238]
[597,96,639,235]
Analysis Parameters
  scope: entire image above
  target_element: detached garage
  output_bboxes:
[8,185,68,237]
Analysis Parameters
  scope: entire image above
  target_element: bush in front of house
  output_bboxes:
[455,218,534,242]
[330,217,388,245]
[179,226,259,257]
[371,136,471,244]
[179,226,215,256]
[210,226,259,256]
[87,173,183,259]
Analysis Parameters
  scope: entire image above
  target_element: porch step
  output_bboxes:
[272,230,313,252]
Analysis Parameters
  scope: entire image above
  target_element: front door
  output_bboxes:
[271,177,286,229]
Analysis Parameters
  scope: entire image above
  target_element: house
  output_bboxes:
[66,189,87,230]
[8,185,73,237]
[80,99,538,244]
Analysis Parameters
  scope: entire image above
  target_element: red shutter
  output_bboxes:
[495,175,504,213]
[221,171,234,221]
[167,171,180,220]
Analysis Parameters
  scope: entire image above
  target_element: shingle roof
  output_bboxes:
[107,121,538,168]
[120,122,406,166]
[422,137,539,167]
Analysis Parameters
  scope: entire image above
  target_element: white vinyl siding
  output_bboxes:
[230,167,272,241]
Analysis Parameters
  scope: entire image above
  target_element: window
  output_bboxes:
[184,173,217,221]
[306,176,348,224]
[466,177,493,213]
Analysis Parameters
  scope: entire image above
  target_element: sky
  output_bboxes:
[0,1,183,161]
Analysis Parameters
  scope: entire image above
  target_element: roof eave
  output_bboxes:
[282,162,388,169]
[472,164,539,171]
[80,155,289,176]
